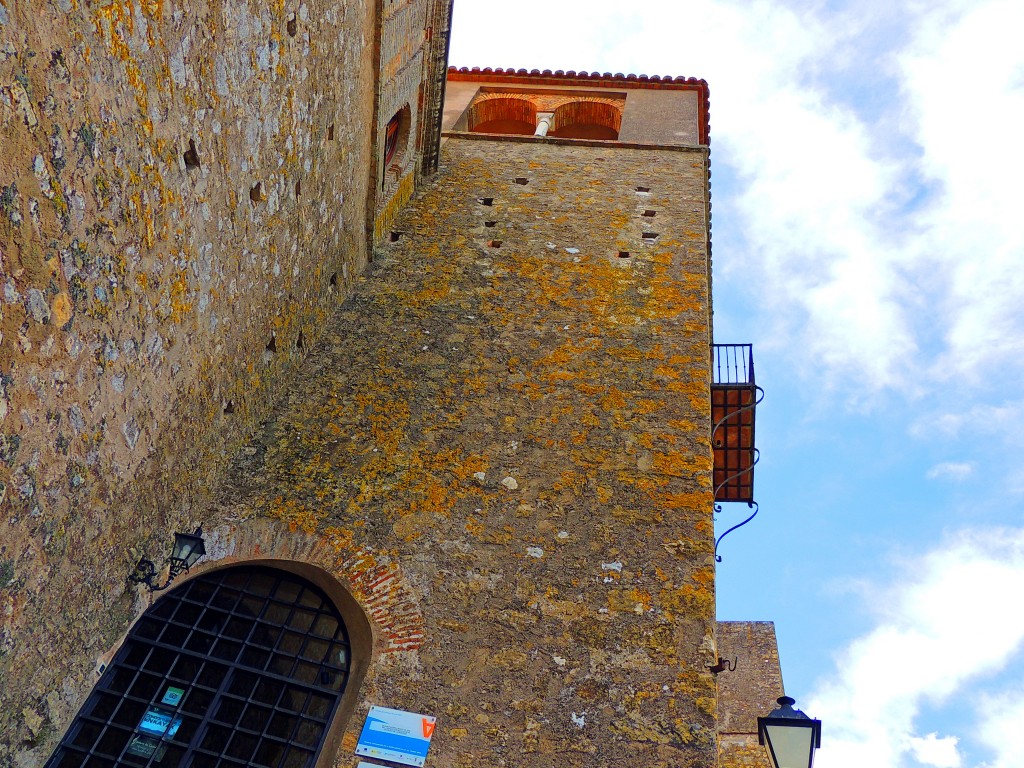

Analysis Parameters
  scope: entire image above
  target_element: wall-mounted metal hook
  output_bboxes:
[708,656,738,674]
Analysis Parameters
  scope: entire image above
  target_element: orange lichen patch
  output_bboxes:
[92,0,154,122]
[554,470,585,494]
[666,379,713,413]
[657,490,712,511]
[599,389,627,411]
[692,567,715,588]
[168,269,192,321]
[320,526,356,552]
[574,382,604,396]
[52,293,73,327]
[651,452,708,478]
[658,583,714,620]
[631,588,654,612]
[50,179,68,218]
[654,365,680,380]
[634,399,662,415]
[694,518,715,537]
[543,370,576,383]
[269,497,320,534]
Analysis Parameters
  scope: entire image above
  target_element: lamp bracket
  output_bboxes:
[127,528,206,592]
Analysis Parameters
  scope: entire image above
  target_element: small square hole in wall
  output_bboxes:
[183,139,200,170]
[484,221,496,228]
[642,209,656,217]
[296,330,305,350]
[642,232,660,243]
[329,272,338,291]
[266,334,277,353]
[328,124,335,141]
[223,400,235,414]
[514,177,528,185]
[250,182,264,204]
[479,197,494,206]
[287,13,297,37]
[295,180,302,197]
[487,240,502,248]
[636,186,651,193]
[390,231,403,243]
[617,250,631,259]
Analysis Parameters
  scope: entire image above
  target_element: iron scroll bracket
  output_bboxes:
[714,500,759,563]
[711,383,764,562]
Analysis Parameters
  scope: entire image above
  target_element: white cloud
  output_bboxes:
[909,733,962,768]
[809,529,1024,768]
[926,462,973,481]
[897,0,1024,387]
[976,689,1024,768]
[909,401,1024,444]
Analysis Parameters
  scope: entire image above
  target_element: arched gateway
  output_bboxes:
[46,565,354,767]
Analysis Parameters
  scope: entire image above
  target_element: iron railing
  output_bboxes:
[712,343,755,387]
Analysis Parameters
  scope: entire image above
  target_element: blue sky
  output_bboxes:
[450,1,1024,766]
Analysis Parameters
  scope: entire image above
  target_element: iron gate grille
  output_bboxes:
[46,566,352,768]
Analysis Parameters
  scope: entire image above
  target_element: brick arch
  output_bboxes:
[542,94,625,112]
[195,522,426,656]
[550,99,622,140]
[467,95,537,135]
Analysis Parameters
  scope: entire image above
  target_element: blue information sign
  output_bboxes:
[355,706,436,767]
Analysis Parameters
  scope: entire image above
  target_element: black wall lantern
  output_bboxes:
[128,528,206,592]
[757,696,822,768]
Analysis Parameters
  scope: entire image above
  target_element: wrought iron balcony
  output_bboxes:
[711,344,760,503]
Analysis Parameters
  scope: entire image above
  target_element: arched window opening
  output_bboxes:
[384,105,411,169]
[549,101,622,140]
[467,97,537,136]
[47,565,355,768]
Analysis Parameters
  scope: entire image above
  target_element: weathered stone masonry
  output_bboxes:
[1,0,789,761]
[0,0,448,757]
[205,135,719,767]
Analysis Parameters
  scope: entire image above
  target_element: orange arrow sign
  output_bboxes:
[422,718,436,739]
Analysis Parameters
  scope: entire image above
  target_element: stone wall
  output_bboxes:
[717,621,783,768]
[0,5,721,759]
[372,0,450,241]
[205,135,718,767]
[0,0,395,757]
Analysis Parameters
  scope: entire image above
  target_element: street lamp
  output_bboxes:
[128,528,207,591]
[757,696,822,768]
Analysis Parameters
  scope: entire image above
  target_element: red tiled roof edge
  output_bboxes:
[447,66,710,146]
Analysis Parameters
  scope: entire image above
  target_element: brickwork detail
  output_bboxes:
[551,99,623,133]
[201,522,426,655]
[466,96,538,131]
[467,91,625,135]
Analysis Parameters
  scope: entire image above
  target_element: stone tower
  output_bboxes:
[1,3,782,767]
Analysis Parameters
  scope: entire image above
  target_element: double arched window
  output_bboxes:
[466,96,537,135]
[466,95,622,140]
[548,100,621,140]
[46,565,354,767]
